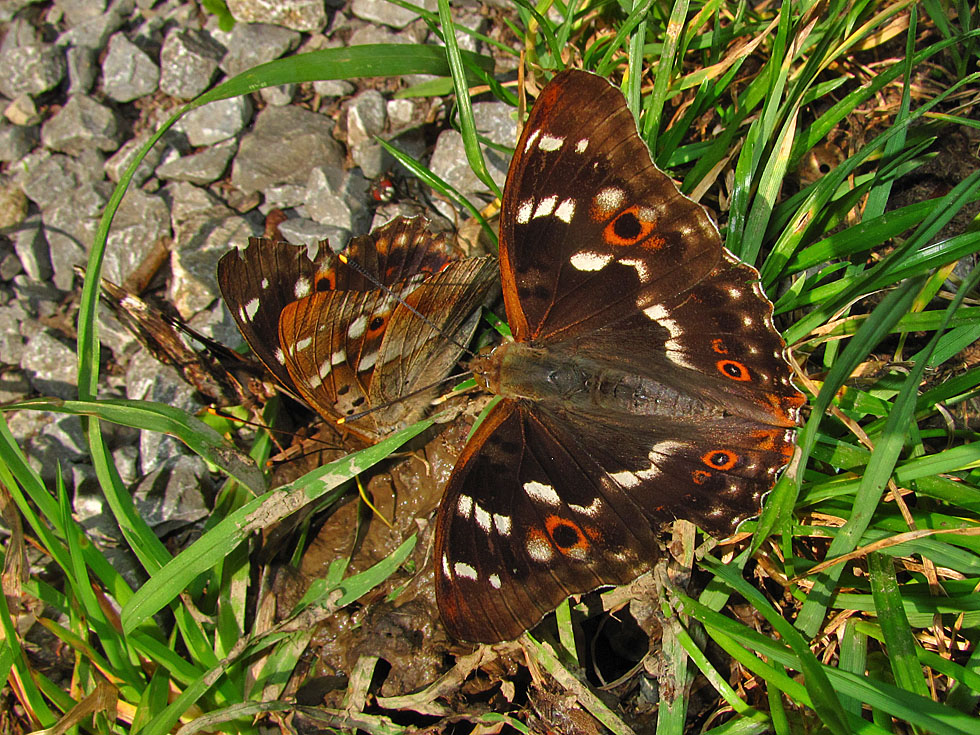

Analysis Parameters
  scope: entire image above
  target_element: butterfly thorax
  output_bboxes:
[474,342,725,419]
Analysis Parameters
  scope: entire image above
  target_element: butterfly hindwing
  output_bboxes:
[435,400,659,643]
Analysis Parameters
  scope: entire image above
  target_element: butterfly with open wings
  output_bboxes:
[434,69,805,643]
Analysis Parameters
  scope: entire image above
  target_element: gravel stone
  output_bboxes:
[20,153,77,210]
[351,0,437,29]
[226,0,327,32]
[170,213,260,316]
[159,28,225,100]
[305,165,371,235]
[65,45,97,94]
[346,89,387,148]
[12,214,51,281]
[156,138,236,184]
[178,95,252,146]
[0,243,21,280]
[168,181,232,233]
[230,105,343,194]
[214,22,300,77]
[132,455,212,535]
[103,133,167,185]
[22,329,79,399]
[313,78,355,98]
[0,19,66,98]
[43,180,111,290]
[102,33,160,102]
[8,411,88,484]
[347,23,410,47]
[276,217,349,250]
[57,0,108,27]
[262,182,308,210]
[428,101,513,209]
[259,83,295,107]
[125,349,199,475]
[0,368,30,403]
[0,180,29,227]
[0,303,27,366]
[56,1,127,49]
[0,122,35,162]
[5,94,41,126]
[103,189,172,285]
[41,95,121,155]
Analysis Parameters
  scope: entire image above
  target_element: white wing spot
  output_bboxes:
[570,251,612,271]
[594,187,625,215]
[524,480,561,506]
[555,198,576,223]
[347,315,367,339]
[274,347,286,365]
[442,555,451,576]
[357,350,378,371]
[517,199,534,224]
[533,195,557,218]
[330,349,346,365]
[294,277,311,299]
[474,503,491,533]
[538,133,564,151]
[619,257,651,283]
[527,537,553,562]
[260,277,269,290]
[454,562,478,580]
[728,287,742,299]
[244,298,260,321]
[489,573,502,589]
[524,129,541,153]
[575,138,589,153]
[457,495,473,517]
[610,470,640,488]
[317,358,332,377]
[295,336,312,352]
[493,513,512,536]
[743,315,754,326]
[569,498,601,517]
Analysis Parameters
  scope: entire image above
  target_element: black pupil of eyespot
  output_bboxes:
[370,317,385,330]
[613,212,642,240]
[713,453,727,465]
[551,523,579,548]
[726,363,742,377]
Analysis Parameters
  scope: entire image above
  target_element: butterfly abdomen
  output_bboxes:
[486,341,726,419]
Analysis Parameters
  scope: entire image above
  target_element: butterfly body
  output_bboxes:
[435,70,804,643]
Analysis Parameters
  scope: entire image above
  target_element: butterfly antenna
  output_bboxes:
[337,253,475,356]
[337,370,477,428]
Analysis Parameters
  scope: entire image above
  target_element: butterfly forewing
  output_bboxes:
[369,256,498,430]
[499,70,722,343]
[218,237,333,392]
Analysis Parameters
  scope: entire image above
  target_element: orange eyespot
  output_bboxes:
[602,206,656,246]
[692,469,711,485]
[711,338,728,354]
[702,449,738,470]
[545,515,589,553]
[717,359,751,382]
